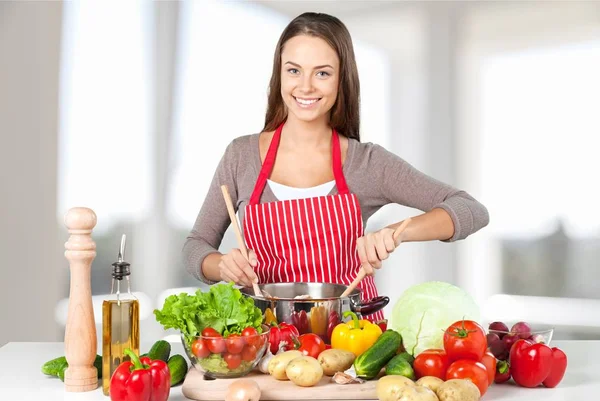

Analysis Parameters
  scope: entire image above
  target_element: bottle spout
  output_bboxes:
[118,234,127,263]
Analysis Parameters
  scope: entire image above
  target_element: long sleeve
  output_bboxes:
[357,143,489,241]
[182,140,241,284]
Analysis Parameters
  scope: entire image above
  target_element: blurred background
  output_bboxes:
[1,0,599,349]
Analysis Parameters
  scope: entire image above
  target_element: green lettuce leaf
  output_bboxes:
[153,283,263,344]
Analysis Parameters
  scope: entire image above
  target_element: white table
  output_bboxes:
[0,340,597,400]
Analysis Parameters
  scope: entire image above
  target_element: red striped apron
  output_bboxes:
[242,123,384,322]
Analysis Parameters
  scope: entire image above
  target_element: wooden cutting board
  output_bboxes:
[181,368,378,400]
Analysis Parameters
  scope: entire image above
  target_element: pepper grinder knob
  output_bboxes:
[63,207,98,392]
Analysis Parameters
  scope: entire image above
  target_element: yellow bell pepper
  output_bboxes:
[310,305,327,335]
[264,308,277,325]
[331,311,382,357]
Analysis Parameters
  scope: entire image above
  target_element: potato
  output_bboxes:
[268,350,303,380]
[393,386,439,401]
[416,376,444,393]
[436,379,480,401]
[317,349,356,376]
[376,375,416,401]
[285,356,323,387]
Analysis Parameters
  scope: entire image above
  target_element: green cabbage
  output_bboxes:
[389,281,480,356]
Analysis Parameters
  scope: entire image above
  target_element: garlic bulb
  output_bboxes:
[258,341,287,374]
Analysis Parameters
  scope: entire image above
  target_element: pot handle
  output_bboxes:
[353,296,389,316]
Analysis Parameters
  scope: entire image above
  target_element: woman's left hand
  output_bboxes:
[356,219,411,275]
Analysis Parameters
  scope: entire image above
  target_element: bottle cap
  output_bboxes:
[112,234,131,280]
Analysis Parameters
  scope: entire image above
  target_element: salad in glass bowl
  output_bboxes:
[154,283,269,378]
[182,325,269,378]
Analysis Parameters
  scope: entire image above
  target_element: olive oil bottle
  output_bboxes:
[102,234,139,396]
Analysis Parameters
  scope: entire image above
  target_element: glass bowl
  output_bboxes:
[485,322,554,360]
[181,326,270,379]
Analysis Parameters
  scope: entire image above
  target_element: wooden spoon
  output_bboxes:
[220,185,263,297]
[340,218,412,298]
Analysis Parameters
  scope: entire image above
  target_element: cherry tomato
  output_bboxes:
[298,333,326,359]
[225,334,245,354]
[202,327,220,337]
[446,359,489,396]
[443,320,487,362]
[413,349,451,380]
[203,332,226,354]
[224,352,242,370]
[191,338,210,358]
[480,351,497,386]
[241,344,258,361]
[241,327,259,346]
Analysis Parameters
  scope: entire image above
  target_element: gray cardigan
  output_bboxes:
[184,134,490,284]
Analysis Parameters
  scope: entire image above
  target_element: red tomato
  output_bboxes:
[413,349,451,380]
[225,334,245,354]
[480,351,497,386]
[224,352,242,370]
[241,327,260,347]
[298,333,326,359]
[446,359,489,396]
[443,320,487,362]
[191,338,210,358]
[241,344,258,361]
[202,327,220,337]
[202,331,226,354]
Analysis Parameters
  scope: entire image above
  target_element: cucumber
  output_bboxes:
[385,354,415,380]
[43,355,102,381]
[42,356,68,377]
[147,340,171,363]
[395,351,415,365]
[354,329,403,380]
[167,354,188,386]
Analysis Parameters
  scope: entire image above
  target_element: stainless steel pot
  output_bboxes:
[240,282,388,344]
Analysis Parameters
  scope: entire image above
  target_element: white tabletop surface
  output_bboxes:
[0,340,597,400]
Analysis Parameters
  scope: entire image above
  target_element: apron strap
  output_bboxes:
[249,122,350,205]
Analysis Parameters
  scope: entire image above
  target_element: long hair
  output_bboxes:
[263,12,361,141]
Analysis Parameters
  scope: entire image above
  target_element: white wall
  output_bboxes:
[0,1,65,346]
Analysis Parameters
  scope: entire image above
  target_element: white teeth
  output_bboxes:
[295,97,319,105]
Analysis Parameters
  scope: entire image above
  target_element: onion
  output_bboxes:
[225,379,261,401]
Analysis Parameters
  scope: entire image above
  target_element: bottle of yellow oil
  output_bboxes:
[102,234,139,396]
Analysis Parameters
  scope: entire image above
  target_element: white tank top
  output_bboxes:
[267,179,335,201]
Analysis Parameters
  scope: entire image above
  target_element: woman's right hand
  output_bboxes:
[218,248,259,287]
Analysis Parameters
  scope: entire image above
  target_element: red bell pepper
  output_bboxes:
[510,339,567,388]
[325,311,340,344]
[375,319,388,332]
[268,322,300,354]
[543,347,568,388]
[110,349,170,401]
[291,310,309,335]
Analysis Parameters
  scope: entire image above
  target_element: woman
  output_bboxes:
[183,12,489,322]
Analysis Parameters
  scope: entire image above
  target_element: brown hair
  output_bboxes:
[263,12,361,141]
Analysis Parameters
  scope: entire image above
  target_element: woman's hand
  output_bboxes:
[356,219,411,275]
[218,248,259,287]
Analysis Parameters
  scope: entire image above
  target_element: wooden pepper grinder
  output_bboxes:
[63,207,99,392]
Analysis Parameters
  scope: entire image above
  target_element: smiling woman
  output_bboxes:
[183,12,489,324]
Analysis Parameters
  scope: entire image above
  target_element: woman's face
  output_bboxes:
[280,35,340,125]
